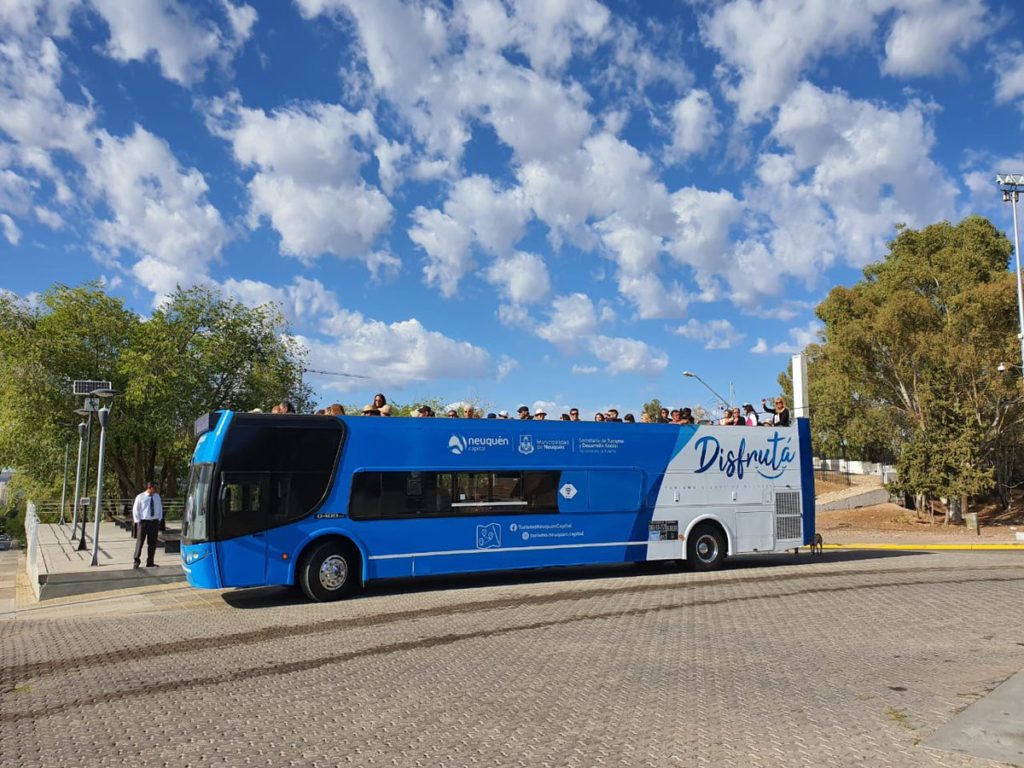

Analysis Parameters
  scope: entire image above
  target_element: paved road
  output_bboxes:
[1,550,1023,767]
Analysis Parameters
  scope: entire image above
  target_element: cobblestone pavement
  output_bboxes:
[1,550,1023,767]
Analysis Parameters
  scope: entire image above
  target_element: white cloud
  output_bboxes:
[300,316,492,391]
[89,0,256,85]
[668,89,720,159]
[667,186,742,274]
[33,205,61,228]
[535,292,601,348]
[673,318,746,350]
[770,321,822,354]
[750,338,768,354]
[572,364,598,375]
[407,206,473,297]
[588,334,668,376]
[882,0,988,78]
[701,0,993,122]
[210,97,394,265]
[224,274,494,390]
[994,50,1024,106]
[769,82,957,265]
[496,354,518,381]
[443,175,529,255]
[485,251,550,305]
[616,274,689,320]
[87,125,230,297]
[0,213,21,244]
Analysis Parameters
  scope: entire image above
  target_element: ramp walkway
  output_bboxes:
[25,521,185,600]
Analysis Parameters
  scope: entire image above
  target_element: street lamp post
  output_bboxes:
[58,442,69,526]
[76,411,94,551]
[69,421,86,540]
[89,406,111,567]
[997,173,1024,380]
[682,370,733,410]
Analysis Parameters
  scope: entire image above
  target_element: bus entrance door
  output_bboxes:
[215,472,270,587]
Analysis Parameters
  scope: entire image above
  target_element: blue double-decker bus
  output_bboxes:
[181,412,815,601]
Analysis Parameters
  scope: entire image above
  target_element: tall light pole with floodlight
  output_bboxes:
[997,173,1024,380]
[90,402,113,566]
[682,370,733,410]
[69,420,86,540]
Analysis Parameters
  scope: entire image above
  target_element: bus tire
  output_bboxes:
[299,540,360,602]
[687,523,726,571]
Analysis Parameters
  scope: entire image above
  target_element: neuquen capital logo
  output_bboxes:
[448,434,467,455]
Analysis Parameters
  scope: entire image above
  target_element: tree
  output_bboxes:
[0,283,310,501]
[813,216,1019,518]
[641,398,663,421]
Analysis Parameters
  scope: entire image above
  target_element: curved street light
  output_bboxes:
[682,370,733,410]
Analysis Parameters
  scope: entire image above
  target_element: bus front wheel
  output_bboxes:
[299,540,360,602]
[687,524,726,571]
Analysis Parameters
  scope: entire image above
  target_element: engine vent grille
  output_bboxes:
[775,492,802,541]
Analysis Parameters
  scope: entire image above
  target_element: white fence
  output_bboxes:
[24,501,41,593]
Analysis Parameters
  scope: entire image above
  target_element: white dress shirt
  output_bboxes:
[132,491,164,523]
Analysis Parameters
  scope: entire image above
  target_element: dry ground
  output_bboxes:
[818,501,1024,542]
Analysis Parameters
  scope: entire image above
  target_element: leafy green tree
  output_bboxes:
[0,283,310,501]
[814,216,1019,518]
[641,398,663,421]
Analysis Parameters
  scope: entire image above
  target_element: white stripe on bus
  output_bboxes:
[368,540,652,560]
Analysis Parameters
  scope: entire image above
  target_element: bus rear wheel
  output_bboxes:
[687,524,726,571]
[299,540,360,602]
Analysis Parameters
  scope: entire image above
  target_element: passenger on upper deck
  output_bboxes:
[678,408,695,425]
[569,408,581,421]
[517,406,531,420]
[361,404,380,416]
[325,403,345,416]
[762,397,791,427]
[533,407,547,421]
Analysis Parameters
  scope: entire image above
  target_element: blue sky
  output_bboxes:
[2,0,1023,418]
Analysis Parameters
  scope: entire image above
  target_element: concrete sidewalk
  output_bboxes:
[26,522,185,600]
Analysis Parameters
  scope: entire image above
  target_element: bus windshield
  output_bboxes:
[183,462,214,544]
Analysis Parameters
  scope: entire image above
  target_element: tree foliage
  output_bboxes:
[0,284,310,499]
[811,216,1021,515]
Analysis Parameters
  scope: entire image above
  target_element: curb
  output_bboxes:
[821,543,1024,551]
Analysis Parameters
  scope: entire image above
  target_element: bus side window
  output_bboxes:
[350,472,381,520]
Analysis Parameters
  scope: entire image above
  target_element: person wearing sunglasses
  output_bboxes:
[761,396,791,427]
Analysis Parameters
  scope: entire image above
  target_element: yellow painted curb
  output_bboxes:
[820,543,1024,551]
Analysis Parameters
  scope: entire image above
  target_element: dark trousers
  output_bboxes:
[134,519,160,566]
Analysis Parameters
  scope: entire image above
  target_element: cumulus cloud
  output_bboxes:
[770,320,823,354]
[485,251,550,305]
[881,0,988,78]
[588,334,668,376]
[87,125,230,297]
[673,318,746,350]
[0,213,21,244]
[535,293,602,349]
[408,206,474,297]
[90,0,256,85]
[993,49,1024,107]
[209,96,394,266]
[223,275,495,390]
[750,338,768,354]
[668,89,720,159]
[701,0,993,122]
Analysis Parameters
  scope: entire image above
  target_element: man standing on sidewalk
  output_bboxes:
[132,481,163,569]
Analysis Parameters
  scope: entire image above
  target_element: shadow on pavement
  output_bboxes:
[220,548,927,609]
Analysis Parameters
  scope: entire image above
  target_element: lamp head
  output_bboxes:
[77,421,87,437]
[97,406,110,428]
[682,371,695,378]
[90,388,117,398]
[74,408,89,416]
